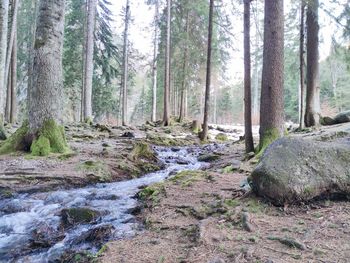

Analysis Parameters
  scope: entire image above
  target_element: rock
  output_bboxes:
[334,110,350,124]
[232,159,241,170]
[320,116,336,126]
[73,224,115,247]
[251,138,350,204]
[60,207,100,227]
[121,131,135,138]
[215,133,228,141]
[198,154,220,162]
[30,225,65,249]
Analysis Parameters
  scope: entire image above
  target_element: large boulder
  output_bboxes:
[251,137,350,204]
[334,110,350,124]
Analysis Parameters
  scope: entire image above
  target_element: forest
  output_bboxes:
[0,0,349,262]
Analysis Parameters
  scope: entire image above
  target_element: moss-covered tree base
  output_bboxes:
[256,128,281,158]
[0,119,69,156]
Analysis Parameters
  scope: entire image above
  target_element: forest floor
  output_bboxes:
[99,122,350,263]
[0,121,349,262]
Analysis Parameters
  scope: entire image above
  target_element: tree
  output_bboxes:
[200,0,214,141]
[83,0,97,123]
[151,0,159,123]
[259,0,284,152]
[304,0,320,127]
[162,0,171,126]
[299,0,305,129]
[25,0,68,155]
[121,0,130,126]
[244,0,254,153]
[0,0,9,138]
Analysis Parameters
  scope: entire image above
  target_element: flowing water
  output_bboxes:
[0,146,207,262]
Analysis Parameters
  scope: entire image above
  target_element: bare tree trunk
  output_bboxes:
[151,0,159,123]
[122,0,130,126]
[304,0,320,127]
[200,0,214,141]
[252,0,260,118]
[83,0,97,123]
[244,0,254,153]
[0,0,9,130]
[10,30,16,124]
[27,0,66,153]
[5,60,10,122]
[259,0,284,151]
[179,9,189,123]
[80,1,87,122]
[163,0,171,126]
[299,0,305,129]
[4,0,18,90]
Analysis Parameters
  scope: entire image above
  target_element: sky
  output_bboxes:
[110,0,348,83]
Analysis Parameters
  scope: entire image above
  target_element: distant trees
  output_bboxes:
[304,0,320,127]
[299,0,306,129]
[259,0,284,151]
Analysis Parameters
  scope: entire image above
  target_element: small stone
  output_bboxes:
[208,257,225,263]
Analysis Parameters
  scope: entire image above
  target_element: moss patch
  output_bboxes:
[256,128,281,158]
[78,160,111,182]
[139,183,166,205]
[215,133,228,141]
[38,119,68,154]
[170,170,213,187]
[0,121,29,154]
[61,207,100,227]
[30,136,51,156]
[129,142,156,161]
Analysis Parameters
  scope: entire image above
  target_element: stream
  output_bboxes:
[0,146,208,262]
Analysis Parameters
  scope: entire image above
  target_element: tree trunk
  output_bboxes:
[26,0,67,155]
[162,0,171,126]
[4,0,18,90]
[83,0,97,123]
[10,30,16,124]
[122,0,130,126]
[0,0,9,130]
[304,0,320,127]
[151,0,159,123]
[259,0,284,151]
[179,9,189,123]
[5,59,10,122]
[200,0,214,141]
[80,1,87,122]
[252,0,260,118]
[299,0,305,129]
[244,0,254,153]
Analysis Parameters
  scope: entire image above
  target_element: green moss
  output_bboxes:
[84,117,93,125]
[39,119,68,154]
[146,133,194,146]
[139,183,166,204]
[0,124,6,140]
[224,198,240,208]
[129,142,156,161]
[256,128,281,158]
[170,170,213,187]
[0,121,29,154]
[61,207,100,226]
[78,160,111,182]
[30,135,50,156]
[197,154,220,162]
[215,133,228,141]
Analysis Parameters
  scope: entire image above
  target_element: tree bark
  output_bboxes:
[179,9,189,123]
[299,0,305,129]
[0,0,9,126]
[244,0,254,153]
[4,0,18,90]
[10,30,16,124]
[200,0,214,141]
[122,0,130,126]
[28,0,65,132]
[80,1,87,122]
[162,0,171,126]
[151,0,159,123]
[259,0,284,151]
[304,0,320,127]
[83,0,97,122]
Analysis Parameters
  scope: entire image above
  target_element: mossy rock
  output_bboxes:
[215,133,228,141]
[0,121,29,154]
[60,207,100,227]
[170,170,213,187]
[129,142,156,161]
[256,128,282,158]
[139,183,166,205]
[30,136,50,156]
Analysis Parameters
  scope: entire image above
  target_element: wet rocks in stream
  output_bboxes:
[60,207,100,228]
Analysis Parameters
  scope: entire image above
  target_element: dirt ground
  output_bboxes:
[99,124,350,263]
